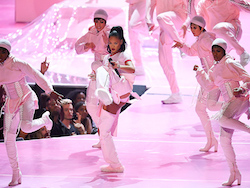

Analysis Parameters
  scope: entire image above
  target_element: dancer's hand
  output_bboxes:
[193,65,199,71]
[233,87,245,97]
[50,91,63,104]
[84,42,95,51]
[172,40,183,48]
[41,57,49,74]
[88,73,96,81]
[102,33,109,46]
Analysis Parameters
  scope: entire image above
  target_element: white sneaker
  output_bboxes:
[161,93,182,104]
[240,51,250,67]
[41,111,53,130]
[95,88,113,105]
[100,165,124,173]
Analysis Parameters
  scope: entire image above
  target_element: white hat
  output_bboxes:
[0,39,11,52]
[94,9,108,21]
[190,16,206,28]
[212,38,227,51]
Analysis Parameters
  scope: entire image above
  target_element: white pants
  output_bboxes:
[213,21,244,55]
[128,0,147,67]
[157,11,184,93]
[99,109,122,168]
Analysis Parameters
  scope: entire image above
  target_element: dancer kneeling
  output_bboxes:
[94,26,136,173]
[194,38,250,186]
[0,39,63,186]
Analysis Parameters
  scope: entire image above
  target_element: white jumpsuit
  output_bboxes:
[1,55,54,185]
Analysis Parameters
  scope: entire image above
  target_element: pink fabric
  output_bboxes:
[196,0,240,32]
[75,25,110,61]
[182,31,216,72]
[196,0,245,55]
[128,0,147,67]
[0,55,53,94]
[196,55,250,102]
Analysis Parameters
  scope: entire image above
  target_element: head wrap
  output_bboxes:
[191,16,206,28]
[94,9,108,21]
[0,39,11,52]
[212,38,227,51]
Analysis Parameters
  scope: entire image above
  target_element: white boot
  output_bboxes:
[95,67,113,105]
[5,133,22,186]
[99,109,124,172]
[199,129,218,152]
[240,51,250,67]
[21,111,53,133]
[220,127,241,186]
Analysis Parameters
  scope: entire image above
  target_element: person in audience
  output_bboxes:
[0,39,62,186]
[66,89,86,106]
[50,99,85,136]
[194,38,250,186]
[74,101,98,134]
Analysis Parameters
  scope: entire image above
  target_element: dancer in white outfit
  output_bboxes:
[173,16,222,152]
[0,39,62,186]
[94,26,135,173]
[148,0,188,104]
[194,38,250,186]
[126,0,148,75]
[75,9,110,148]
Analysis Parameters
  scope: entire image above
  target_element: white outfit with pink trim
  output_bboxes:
[182,31,222,151]
[153,0,187,94]
[127,0,147,69]
[196,54,250,184]
[0,54,54,186]
[96,51,135,169]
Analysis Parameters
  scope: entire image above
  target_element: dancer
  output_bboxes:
[148,0,188,104]
[94,26,135,173]
[126,0,148,75]
[173,16,222,152]
[194,0,250,66]
[0,39,62,186]
[75,9,110,148]
[194,38,250,186]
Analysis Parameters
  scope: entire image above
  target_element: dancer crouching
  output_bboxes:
[0,39,63,186]
[194,38,250,186]
[94,26,136,173]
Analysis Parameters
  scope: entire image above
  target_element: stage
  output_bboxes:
[1,0,250,187]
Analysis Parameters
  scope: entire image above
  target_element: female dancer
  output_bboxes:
[0,39,62,186]
[173,16,222,152]
[194,38,250,186]
[94,26,135,173]
[75,9,110,148]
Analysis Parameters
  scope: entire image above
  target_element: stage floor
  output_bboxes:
[1,0,250,187]
[1,87,250,188]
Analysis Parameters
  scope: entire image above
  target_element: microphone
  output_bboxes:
[108,58,121,78]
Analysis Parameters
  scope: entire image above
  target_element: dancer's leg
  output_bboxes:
[220,127,241,186]
[196,89,218,152]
